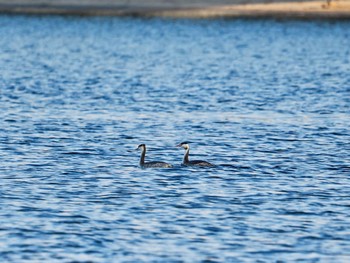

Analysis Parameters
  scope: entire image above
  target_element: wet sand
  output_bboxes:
[0,0,349,19]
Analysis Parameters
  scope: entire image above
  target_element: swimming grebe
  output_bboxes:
[136,144,172,168]
[176,142,214,167]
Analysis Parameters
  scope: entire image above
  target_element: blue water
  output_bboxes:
[0,15,350,262]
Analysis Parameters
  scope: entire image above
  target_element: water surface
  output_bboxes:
[0,15,350,262]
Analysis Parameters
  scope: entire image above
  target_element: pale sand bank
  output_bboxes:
[0,0,349,19]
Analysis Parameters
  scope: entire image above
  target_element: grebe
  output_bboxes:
[136,144,172,168]
[176,142,214,167]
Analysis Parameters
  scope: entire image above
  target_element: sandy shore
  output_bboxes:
[0,0,349,19]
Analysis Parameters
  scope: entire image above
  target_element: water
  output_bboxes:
[0,15,350,262]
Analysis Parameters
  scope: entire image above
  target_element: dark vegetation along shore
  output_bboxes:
[0,0,350,19]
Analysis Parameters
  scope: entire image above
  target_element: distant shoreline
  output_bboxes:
[0,0,350,19]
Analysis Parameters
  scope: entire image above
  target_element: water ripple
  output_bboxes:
[0,15,350,262]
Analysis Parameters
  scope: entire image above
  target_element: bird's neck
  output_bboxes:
[183,147,190,163]
[139,147,146,165]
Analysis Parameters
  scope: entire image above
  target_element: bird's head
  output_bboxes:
[136,144,146,150]
[176,142,190,150]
